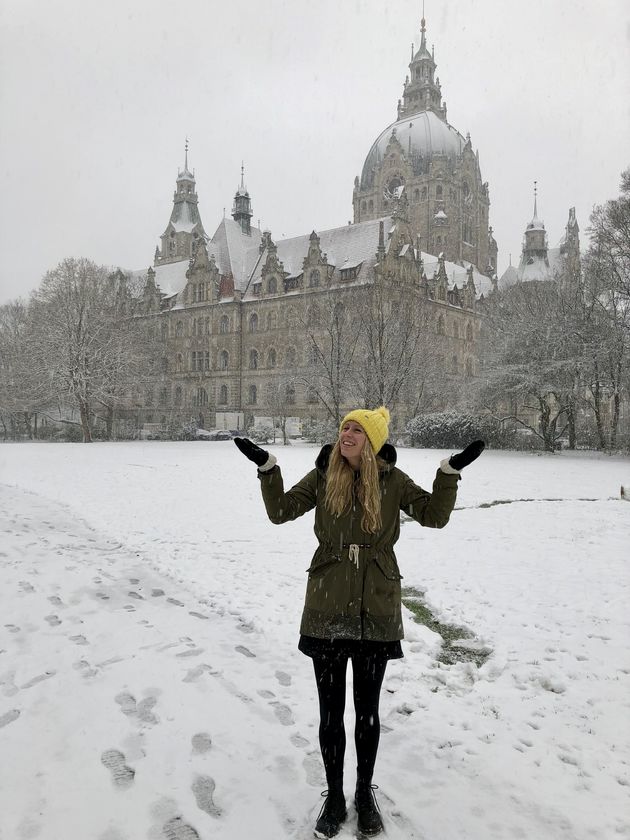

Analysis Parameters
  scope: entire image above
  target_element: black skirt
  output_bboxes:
[298,634,403,661]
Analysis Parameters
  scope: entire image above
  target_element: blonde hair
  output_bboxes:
[324,440,383,534]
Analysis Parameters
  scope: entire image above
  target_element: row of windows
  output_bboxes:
[144,382,319,409]
[162,345,301,373]
[360,184,468,213]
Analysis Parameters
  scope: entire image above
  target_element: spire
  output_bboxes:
[232,163,253,235]
[155,150,207,266]
[398,11,447,121]
[532,180,539,223]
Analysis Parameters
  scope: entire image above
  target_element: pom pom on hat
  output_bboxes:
[339,406,390,454]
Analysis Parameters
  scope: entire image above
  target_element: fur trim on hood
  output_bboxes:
[315,442,397,474]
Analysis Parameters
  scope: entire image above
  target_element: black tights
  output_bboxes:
[312,652,388,788]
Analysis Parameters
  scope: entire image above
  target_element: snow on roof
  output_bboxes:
[246,216,392,294]
[207,218,263,292]
[434,209,448,220]
[422,254,494,298]
[153,261,190,298]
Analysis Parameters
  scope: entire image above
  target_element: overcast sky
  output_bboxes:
[1,0,629,304]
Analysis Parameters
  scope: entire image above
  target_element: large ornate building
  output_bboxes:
[132,16,495,434]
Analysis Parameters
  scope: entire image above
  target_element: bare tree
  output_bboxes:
[298,291,362,424]
[0,299,43,439]
[27,258,155,442]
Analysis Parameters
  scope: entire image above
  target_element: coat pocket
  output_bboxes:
[374,553,403,581]
[306,548,341,577]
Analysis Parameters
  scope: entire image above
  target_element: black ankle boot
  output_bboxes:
[314,786,347,838]
[354,781,383,837]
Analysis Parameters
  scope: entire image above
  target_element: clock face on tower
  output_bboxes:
[383,176,404,201]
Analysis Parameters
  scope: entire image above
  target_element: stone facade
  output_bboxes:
[352,17,496,276]
[132,16,495,435]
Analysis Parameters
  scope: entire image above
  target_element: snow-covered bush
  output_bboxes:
[406,411,511,449]
[302,419,337,445]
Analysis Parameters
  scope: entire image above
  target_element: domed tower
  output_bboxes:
[353,15,493,272]
[155,141,208,266]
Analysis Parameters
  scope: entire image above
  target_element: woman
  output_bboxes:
[234,407,483,838]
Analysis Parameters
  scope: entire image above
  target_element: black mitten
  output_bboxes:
[449,440,485,471]
[234,437,270,467]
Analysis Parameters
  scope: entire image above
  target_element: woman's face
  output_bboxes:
[339,420,368,467]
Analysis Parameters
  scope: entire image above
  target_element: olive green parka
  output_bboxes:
[258,443,460,642]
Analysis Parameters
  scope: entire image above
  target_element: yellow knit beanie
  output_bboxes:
[339,406,391,454]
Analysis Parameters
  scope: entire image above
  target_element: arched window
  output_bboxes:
[159,388,168,405]
[268,276,277,294]
[193,387,208,407]
[368,199,374,212]
[421,187,427,200]
[218,384,228,405]
[466,322,473,341]
[174,386,182,406]
[220,315,229,334]
[249,349,258,370]
[309,270,320,288]
[248,313,258,332]
[285,346,296,367]
[267,348,276,368]
[175,321,183,337]
[267,311,277,330]
[286,384,296,405]
[465,358,474,377]
[437,315,445,336]
[436,185,443,199]
[220,350,229,370]
[248,384,257,404]
[161,321,168,340]
[451,355,459,375]
[205,317,211,336]
[306,387,318,404]
[361,201,367,212]
[176,353,183,372]
[414,188,420,200]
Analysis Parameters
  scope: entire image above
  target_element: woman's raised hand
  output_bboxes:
[449,440,485,471]
[233,437,270,467]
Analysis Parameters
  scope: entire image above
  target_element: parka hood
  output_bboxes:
[315,442,397,475]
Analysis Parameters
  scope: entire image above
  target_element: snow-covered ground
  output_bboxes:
[0,441,629,840]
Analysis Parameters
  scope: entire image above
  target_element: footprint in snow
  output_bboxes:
[235,645,256,658]
[48,595,64,607]
[0,709,20,728]
[151,589,165,597]
[183,663,215,683]
[5,624,21,633]
[162,816,201,840]
[191,732,212,754]
[128,591,144,600]
[45,615,62,627]
[192,774,221,818]
[272,702,294,726]
[21,671,56,689]
[69,634,88,645]
[167,598,184,607]
[101,749,135,789]
[19,581,35,593]
[176,648,204,658]
[275,670,292,686]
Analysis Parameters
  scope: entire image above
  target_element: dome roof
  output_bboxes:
[360,111,465,189]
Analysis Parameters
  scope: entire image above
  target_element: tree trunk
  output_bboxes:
[79,399,93,443]
[105,404,114,441]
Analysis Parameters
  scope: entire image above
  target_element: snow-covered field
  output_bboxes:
[0,441,629,840]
